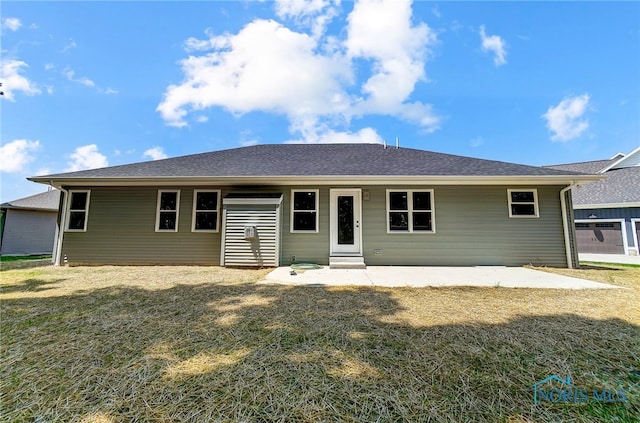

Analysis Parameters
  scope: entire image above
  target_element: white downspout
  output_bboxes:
[560,182,578,269]
[53,185,69,266]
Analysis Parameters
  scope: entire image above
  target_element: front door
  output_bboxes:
[330,189,362,255]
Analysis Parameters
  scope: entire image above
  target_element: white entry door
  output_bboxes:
[330,189,362,255]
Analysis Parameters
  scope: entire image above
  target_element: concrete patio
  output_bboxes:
[263,266,621,289]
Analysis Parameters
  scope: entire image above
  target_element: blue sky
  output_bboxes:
[1,0,639,202]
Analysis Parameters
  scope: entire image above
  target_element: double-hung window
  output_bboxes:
[508,189,539,218]
[66,190,90,232]
[291,190,319,232]
[156,190,180,232]
[387,190,434,233]
[192,190,220,232]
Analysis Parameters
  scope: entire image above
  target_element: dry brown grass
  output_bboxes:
[1,265,639,422]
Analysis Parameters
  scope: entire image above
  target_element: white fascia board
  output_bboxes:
[29,174,605,187]
[574,202,640,209]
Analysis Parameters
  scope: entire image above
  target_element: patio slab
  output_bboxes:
[262,266,621,289]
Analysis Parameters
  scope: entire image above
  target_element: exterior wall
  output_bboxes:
[61,186,222,265]
[574,207,640,254]
[60,184,571,267]
[0,209,57,255]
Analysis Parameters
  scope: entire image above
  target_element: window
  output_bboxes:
[156,190,180,232]
[508,189,539,218]
[192,190,220,232]
[66,190,90,231]
[291,190,319,232]
[387,190,434,233]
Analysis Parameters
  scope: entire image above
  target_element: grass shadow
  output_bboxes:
[0,278,65,294]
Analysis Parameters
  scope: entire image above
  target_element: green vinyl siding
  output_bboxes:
[60,184,571,267]
[360,185,567,267]
[62,187,221,265]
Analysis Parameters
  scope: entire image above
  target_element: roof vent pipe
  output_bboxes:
[383,139,387,149]
[395,136,399,149]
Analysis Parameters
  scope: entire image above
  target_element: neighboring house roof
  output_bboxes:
[1,190,61,211]
[30,144,595,185]
[546,146,640,207]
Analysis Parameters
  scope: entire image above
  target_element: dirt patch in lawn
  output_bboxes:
[1,266,638,422]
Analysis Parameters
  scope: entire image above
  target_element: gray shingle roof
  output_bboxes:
[1,190,61,211]
[32,144,584,179]
[546,158,640,205]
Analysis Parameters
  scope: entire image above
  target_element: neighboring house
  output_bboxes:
[547,146,640,256]
[28,144,602,268]
[0,190,61,256]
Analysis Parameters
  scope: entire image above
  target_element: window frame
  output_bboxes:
[155,189,181,232]
[507,189,539,218]
[65,189,91,232]
[191,189,221,233]
[290,189,319,233]
[386,189,435,234]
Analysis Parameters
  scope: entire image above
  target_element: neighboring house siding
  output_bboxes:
[0,209,57,255]
[61,184,570,267]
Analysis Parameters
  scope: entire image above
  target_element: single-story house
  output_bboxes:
[0,190,61,256]
[28,144,602,268]
[546,146,640,256]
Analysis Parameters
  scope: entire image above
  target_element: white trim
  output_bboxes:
[575,218,629,255]
[290,189,319,233]
[630,218,640,255]
[507,188,539,218]
[599,145,640,173]
[574,202,640,209]
[222,197,283,205]
[191,189,220,233]
[65,189,91,232]
[330,189,362,255]
[155,189,180,232]
[385,189,436,234]
[29,174,606,187]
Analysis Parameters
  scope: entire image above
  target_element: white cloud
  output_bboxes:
[2,17,22,32]
[157,18,351,131]
[542,94,591,142]
[285,126,383,144]
[275,0,338,38]
[0,59,42,101]
[470,136,484,148]
[63,68,95,87]
[61,39,77,53]
[143,146,168,160]
[65,144,108,171]
[0,139,41,173]
[157,0,441,142]
[479,25,507,66]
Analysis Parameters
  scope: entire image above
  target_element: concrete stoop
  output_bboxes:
[329,256,366,269]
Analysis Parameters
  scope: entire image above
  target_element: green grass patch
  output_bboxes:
[0,254,51,262]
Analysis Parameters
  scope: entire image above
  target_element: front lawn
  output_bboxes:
[1,266,638,422]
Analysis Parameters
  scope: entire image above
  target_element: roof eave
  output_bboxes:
[29,174,605,187]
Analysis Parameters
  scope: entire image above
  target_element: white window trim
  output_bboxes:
[386,189,435,234]
[65,189,91,232]
[155,189,180,232]
[507,189,539,218]
[290,189,319,233]
[631,218,640,256]
[191,189,221,233]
